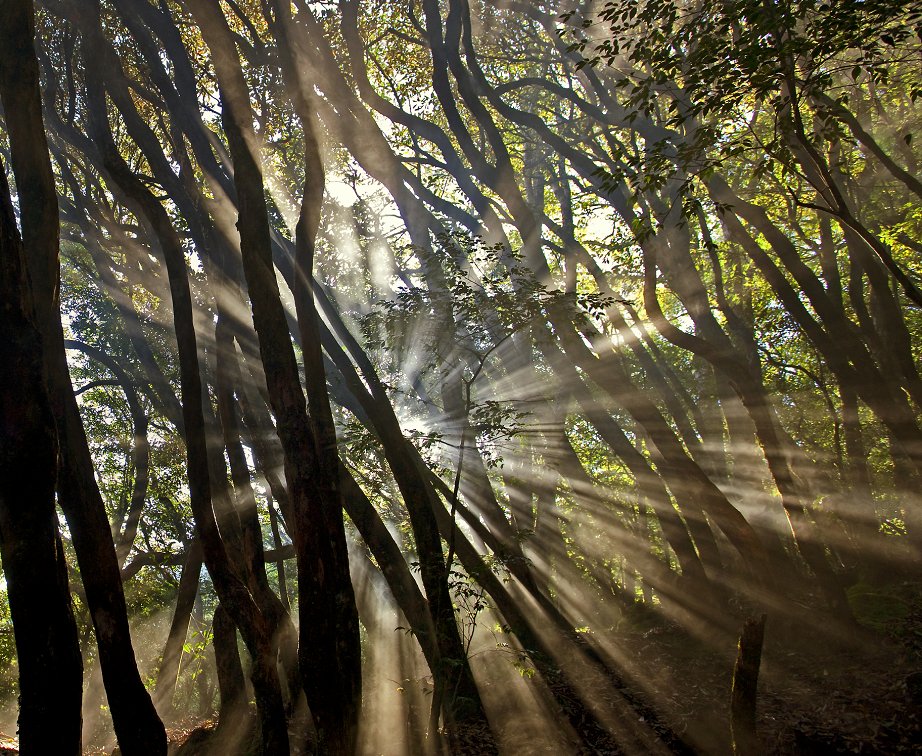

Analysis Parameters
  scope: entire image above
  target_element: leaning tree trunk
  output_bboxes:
[154,540,203,715]
[186,2,363,750]
[0,2,166,752]
[82,40,290,751]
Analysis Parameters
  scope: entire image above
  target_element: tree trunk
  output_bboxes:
[0,2,165,752]
[0,153,84,755]
[730,615,767,755]
[185,3,362,750]
[154,540,203,715]
[213,604,253,745]
[84,50,290,753]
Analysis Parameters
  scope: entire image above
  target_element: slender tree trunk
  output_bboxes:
[154,540,203,715]
[185,2,361,750]
[213,315,304,720]
[63,340,152,567]
[321,312,492,733]
[268,497,291,611]
[84,46,290,752]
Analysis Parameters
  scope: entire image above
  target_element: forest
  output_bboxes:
[0,0,920,753]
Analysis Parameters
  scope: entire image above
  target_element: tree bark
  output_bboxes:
[154,540,204,716]
[83,41,290,753]
[212,603,253,745]
[184,2,362,751]
[0,2,165,752]
[730,615,767,756]
[0,148,84,756]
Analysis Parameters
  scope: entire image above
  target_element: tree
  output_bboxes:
[0,0,919,752]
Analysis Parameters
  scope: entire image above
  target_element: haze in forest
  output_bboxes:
[0,0,920,754]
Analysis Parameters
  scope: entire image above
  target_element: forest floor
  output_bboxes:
[617,618,922,753]
[154,575,922,755]
[2,579,921,755]
[590,576,922,755]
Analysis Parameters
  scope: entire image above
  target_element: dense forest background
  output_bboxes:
[0,0,921,753]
